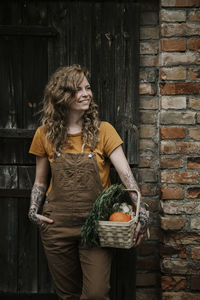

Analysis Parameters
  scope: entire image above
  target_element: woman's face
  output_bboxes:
[69,76,92,112]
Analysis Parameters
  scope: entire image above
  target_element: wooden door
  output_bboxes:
[0,1,140,299]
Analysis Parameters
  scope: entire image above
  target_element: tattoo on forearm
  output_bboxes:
[30,184,46,209]
[28,184,47,225]
[122,167,140,204]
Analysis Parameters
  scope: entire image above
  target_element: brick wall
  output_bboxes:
[160,0,200,299]
[137,1,161,299]
[138,0,200,299]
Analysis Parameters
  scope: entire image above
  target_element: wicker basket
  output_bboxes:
[97,189,140,249]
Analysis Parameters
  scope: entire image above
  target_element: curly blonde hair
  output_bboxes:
[41,64,99,153]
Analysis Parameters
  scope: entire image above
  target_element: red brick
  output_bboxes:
[191,217,200,230]
[140,41,158,55]
[138,169,157,183]
[191,247,200,260]
[161,276,187,290]
[161,39,186,51]
[163,232,200,245]
[161,0,200,7]
[160,157,182,169]
[161,23,200,37]
[138,244,156,256]
[187,187,200,199]
[160,82,199,95]
[139,156,154,168]
[140,55,158,67]
[144,197,159,212]
[198,113,200,123]
[161,186,184,200]
[161,141,200,154]
[137,288,160,300]
[189,68,200,80]
[160,127,186,139]
[160,67,186,80]
[161,171,199,184]
[160,9,186,22]
[174,0,200,6]
[161,216,185,230]
[161,112,195,125]
[160,52,200,66]
[162,292,200,300]
[139,126,155,138]
[140,111,157,124]
[140,184,158,196]
[139,97,158,110]
[160,245,186,259]
[161,96,186,109]
[136,273,157,286]
[189,10,200,21]
[188,38,200,51]
[140,27,159,40]
[139,83,155,95]
[188,97,200,110]
[187,157,200,169]
[161,199,199,215]
[150,226,160,241]
[189,128,200,140]
[161,259,200,275]
[191,276,200,290]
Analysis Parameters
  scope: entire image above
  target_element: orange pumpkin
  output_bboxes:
[109,212,131,222]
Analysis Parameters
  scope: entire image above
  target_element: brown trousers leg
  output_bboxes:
[79,246,112,300]
[41,229,112,300]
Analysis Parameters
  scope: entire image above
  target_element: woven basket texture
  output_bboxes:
[98,217,137,249]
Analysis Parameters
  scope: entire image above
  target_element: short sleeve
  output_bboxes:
[100,122,123,157]
[29,126,48,157]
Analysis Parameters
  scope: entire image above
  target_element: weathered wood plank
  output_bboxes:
[0,129,35,138]
[22,37,48,129]
[18,166,35,190]
[18,198,38,293]
[0,166,17,189]
[0,189,31,198]
[0,138,35,165]
[0,198,18,292]
[0,37,22,128]
[0,25,57,36]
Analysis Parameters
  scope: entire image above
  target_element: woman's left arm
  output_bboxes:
[109,145,149,246]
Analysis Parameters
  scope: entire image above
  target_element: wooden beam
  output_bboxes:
[0,129,35,138]
[0,25,58,37]
[0,189,31,198]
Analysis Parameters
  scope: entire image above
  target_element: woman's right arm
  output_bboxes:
[28,156,53,225]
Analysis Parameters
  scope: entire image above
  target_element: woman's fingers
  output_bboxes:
[133,222,141,242]
[135,234,144,247]
[37,214,54,224]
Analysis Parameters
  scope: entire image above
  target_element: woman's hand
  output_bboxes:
[133,207,149,247]
[28,207,54,226]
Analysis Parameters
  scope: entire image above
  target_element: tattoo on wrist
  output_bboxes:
[138,208,149,234]
[28,207,42,226]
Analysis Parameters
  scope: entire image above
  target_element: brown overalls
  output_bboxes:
[40,149,112,300]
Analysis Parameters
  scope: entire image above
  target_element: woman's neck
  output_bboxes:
[67,111,84,134]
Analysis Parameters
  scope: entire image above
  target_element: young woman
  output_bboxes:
[28,64,149,300]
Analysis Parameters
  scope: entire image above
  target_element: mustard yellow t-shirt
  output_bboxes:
[29,121,123,193]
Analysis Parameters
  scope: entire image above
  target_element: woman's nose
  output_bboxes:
[82,88,88,96]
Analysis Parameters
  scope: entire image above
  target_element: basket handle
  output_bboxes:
[124,189,141,223]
